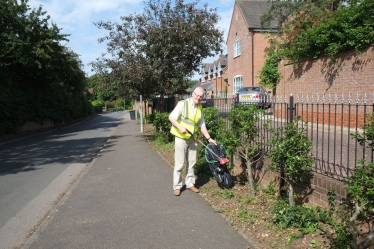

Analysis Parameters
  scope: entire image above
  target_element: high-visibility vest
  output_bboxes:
[170,99,202,139]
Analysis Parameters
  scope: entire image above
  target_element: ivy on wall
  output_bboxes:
[259,0,374,90]
[259,53,280,89]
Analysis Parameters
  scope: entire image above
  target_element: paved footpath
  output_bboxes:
[22,112,257,249]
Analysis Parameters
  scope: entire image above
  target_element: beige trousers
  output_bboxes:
[173,136,197,190]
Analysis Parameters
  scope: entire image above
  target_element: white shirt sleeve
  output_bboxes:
[199,113,205,128]
[169,101,184,120]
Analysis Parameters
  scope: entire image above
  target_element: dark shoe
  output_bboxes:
[174,189,181,196]
[188,186,200,193]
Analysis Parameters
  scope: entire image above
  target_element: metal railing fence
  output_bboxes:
[212,93,374,180]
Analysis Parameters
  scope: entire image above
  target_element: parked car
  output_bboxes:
[233,87,271,108]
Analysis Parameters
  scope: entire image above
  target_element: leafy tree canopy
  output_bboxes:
[0,0,85,88]
[86,74,118,102]
[91,0,223,100]
[0,0,90,135]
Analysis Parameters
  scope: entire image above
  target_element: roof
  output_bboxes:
[214,54,228,68]
[236,0,278,29]
[191,81,214,91]
[201,63,213,74]
[201,54,228,75]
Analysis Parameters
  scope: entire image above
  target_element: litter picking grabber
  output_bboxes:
[186,129,229,165]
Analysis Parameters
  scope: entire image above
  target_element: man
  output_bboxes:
[169,87,216,196]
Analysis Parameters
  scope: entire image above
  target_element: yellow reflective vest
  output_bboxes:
[170,99,202,139]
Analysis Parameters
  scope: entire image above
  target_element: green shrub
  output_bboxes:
[330,221,351,249]
[113,98,124,110]
[91,100,104,113]
[105,101,113,109]
[221,103,266,197]
[0,78,94,137]
[262,180,277,196]
[259,53,280,89]
[145,113,156,124]
[272,197,320,235]
[152,112,173,142]
[267,117,313,206]
[194,107,227,177]
[194,153,211,178]
[202,107,226,142]
[153,131,171,145]
[67,92,93,120]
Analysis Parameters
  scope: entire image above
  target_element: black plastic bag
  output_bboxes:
[204,143,233,188]
[204,143,227,163]
[208,162,233,188]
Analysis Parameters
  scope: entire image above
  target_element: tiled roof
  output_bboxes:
[201,54,228,74]
[202,63,213,72]
[237,0,278,29]
[200,54,227,74]
[192,81,214,91]
[214,54,228,68]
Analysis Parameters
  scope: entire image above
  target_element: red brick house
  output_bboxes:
[199,54,228,98]
[226,0,277,96]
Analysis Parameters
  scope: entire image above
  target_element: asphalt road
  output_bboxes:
[0,112,124,249]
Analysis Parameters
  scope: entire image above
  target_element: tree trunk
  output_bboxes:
[143,100,148,117]
[229,152,234,170]
[279,163,286,196]
[246,159,255,197]
[288,182,295,206]
[348,203,374,249]
[359,224,374,249]
[160,94,165,112]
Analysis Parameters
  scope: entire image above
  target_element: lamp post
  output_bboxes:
[140,95,143,133]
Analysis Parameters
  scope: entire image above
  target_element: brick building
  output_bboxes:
[226,0,277,96]
[198,54,228,98]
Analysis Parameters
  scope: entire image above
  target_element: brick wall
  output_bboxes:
[276,45,374,128]
[253,34,269,86]
[278,45,374,101]
[212,74,227,98]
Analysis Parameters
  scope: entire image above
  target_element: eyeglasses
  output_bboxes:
[193,91,204,100]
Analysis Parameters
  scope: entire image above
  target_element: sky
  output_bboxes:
[28,0,235,79]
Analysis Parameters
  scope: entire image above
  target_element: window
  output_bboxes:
[234,39,241,57]
[233,76,242,94]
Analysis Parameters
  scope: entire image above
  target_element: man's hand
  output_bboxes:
[179,127,187,134]
[208,138,217,145]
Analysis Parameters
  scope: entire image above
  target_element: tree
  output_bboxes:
[91,0,223,102]
[86,74,117,102]
[267,117,314,206]
[221,104,266,197]
[259,50,281,89]
[0,0,90,135]
[0,0,73,86]
[186,79,199,92]
[347,113,374,249]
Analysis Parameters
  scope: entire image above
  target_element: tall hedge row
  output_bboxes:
[0,0,94,136]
